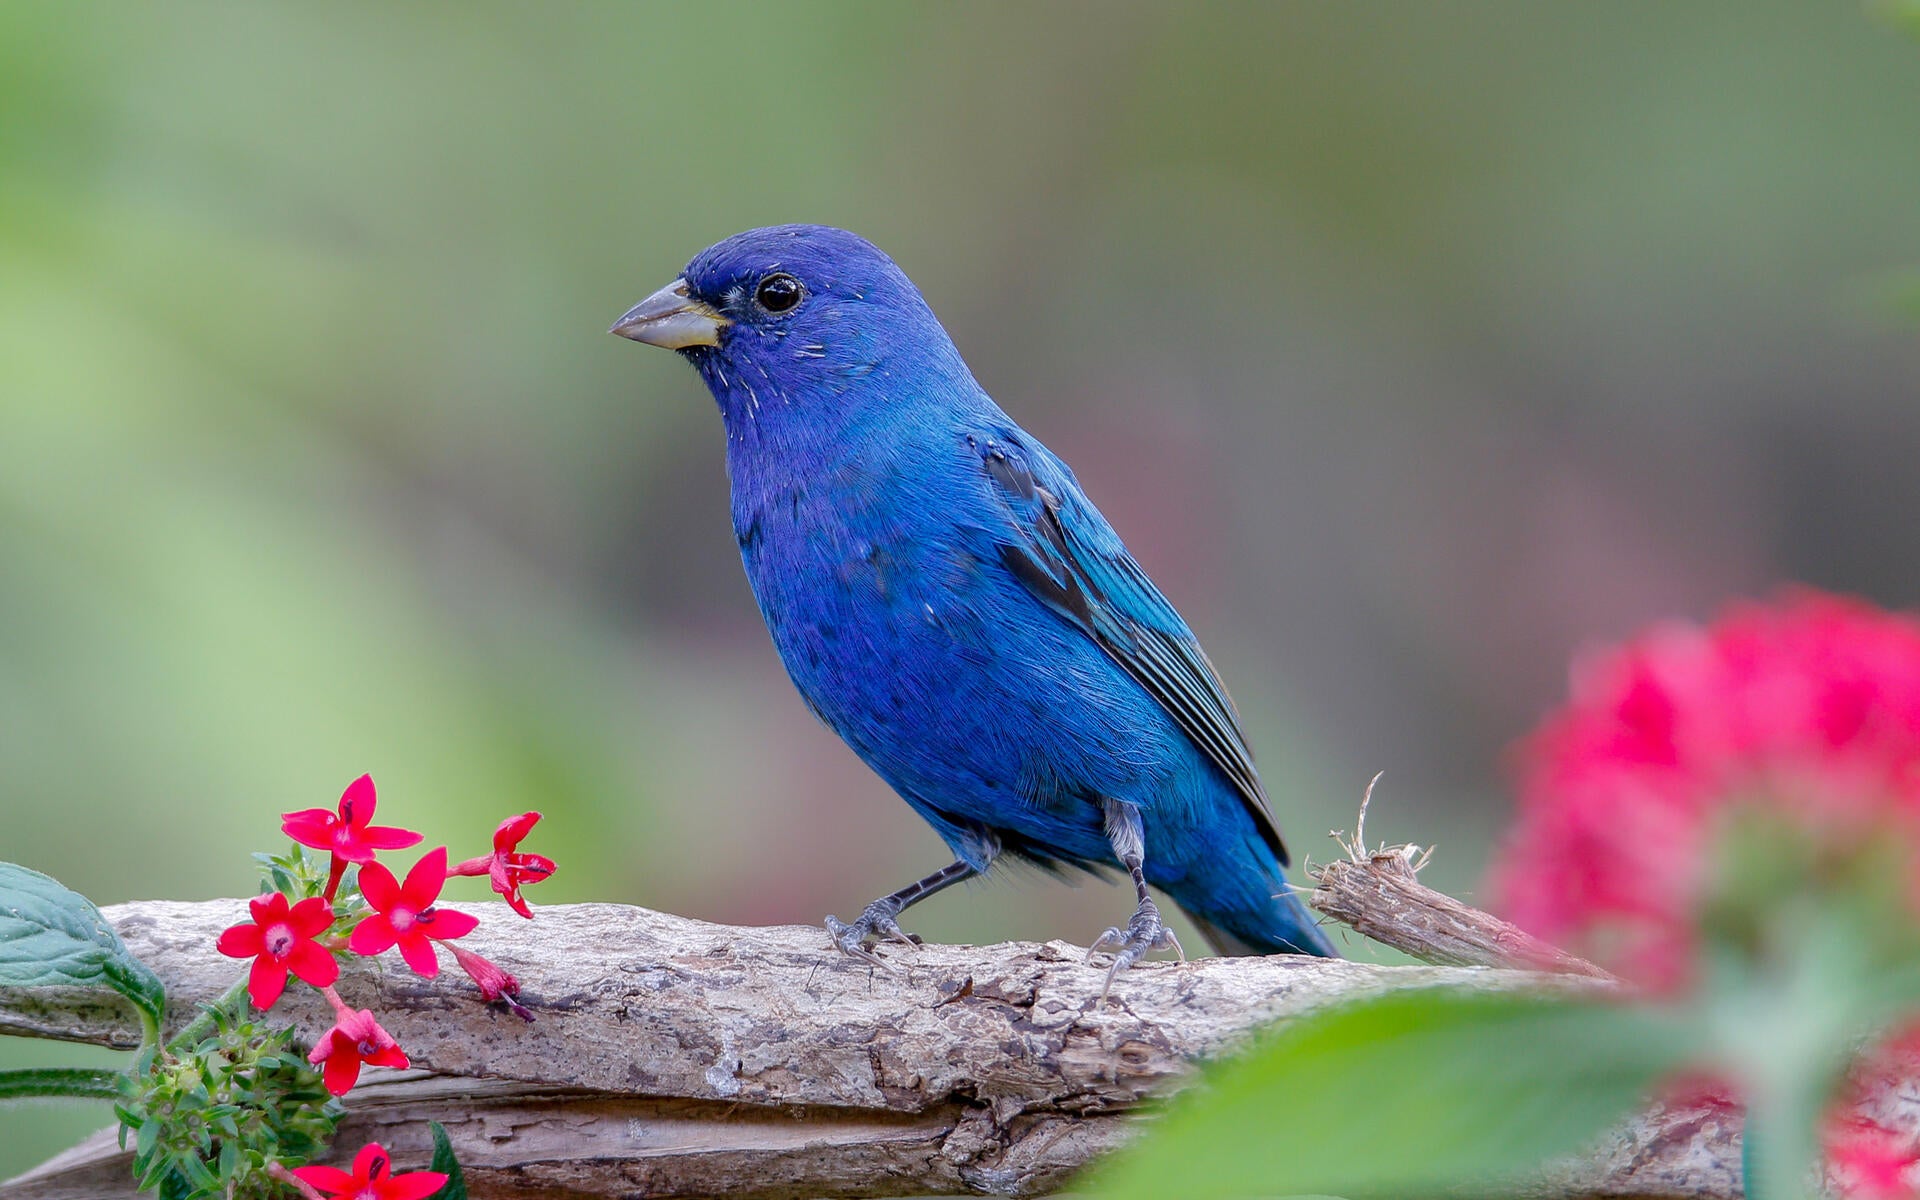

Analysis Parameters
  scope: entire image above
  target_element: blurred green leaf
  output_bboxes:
[0,862,165,1042]
[427,1120,469,1200]
[1086,988,1692,1200]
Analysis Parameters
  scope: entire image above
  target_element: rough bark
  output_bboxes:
[0,895,1759,1199]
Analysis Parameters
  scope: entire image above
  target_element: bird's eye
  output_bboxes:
[754,273,803,315]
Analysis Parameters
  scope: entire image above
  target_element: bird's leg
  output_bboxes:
[825,859,977,966]
[1090,798,1183,999]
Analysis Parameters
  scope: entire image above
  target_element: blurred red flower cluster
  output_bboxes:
[1493,590,1920,989]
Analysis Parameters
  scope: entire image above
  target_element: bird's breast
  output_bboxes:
[735,477,983,644]
[728,452,1005,716]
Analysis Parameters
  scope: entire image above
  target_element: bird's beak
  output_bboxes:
[609,278,728,349]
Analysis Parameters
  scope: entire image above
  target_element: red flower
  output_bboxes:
[449,811,556,918]
[214,893,338,1009]
[348,847,479,976]
[290,1142,446,1200]
[1490,591,1920,989]
[1828,1118,1920,1200]
[450,942,532,1021]
[282,774,424,866]
[307,992,410,1095]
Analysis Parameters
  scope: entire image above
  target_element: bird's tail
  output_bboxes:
[1175,886,1338,957]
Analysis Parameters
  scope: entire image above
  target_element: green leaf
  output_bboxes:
[175,1151,217,1194]
[0,862,166,1042]
[0,1066,124,1101]
[427,1120,469,1200]
[157,1170,194,1200]
[135,1111,160,1159]
[1086,987,1693,1200]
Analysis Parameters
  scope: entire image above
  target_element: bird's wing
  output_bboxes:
[976,432,1290,865]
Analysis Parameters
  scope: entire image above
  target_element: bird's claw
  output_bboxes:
[825,901,920,970]
[1089,900,1183,1003]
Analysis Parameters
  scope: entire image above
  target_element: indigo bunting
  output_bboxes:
[612,225,1335,980]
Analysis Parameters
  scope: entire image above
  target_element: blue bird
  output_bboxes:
[612,225,1335,981]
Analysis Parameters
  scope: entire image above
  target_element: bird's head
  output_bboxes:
[611,225,975,431]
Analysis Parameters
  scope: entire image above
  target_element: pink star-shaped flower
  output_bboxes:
[306,1000,410,1096]
[449,811,556,918]
[290,1142,445,1200]
[348,847,479,976]
[281,774,423,866]
[214,893,338,1009]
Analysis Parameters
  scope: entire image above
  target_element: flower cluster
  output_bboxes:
[217,775,551,1097]
[1489,590,1920,1197]
[1491,590,1920,989]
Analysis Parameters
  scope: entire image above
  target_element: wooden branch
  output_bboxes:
[1307,776,1617,981]
[0,892,1774,1200]
[6,899,1543,1199]
[1309,843,1618,981]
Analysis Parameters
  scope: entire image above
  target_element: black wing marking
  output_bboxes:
[978,435,1289,865]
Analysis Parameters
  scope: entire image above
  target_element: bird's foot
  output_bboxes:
[825,900,922,969]
[1089,898,1183,1002]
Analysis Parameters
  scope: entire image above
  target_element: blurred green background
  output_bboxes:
[5,0,1919,1179]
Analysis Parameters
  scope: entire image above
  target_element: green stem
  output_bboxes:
[1742,1085,1821,1200]
[136,1000,163,1051]
[164,976,251,1054]
[0,1066,123,1101]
